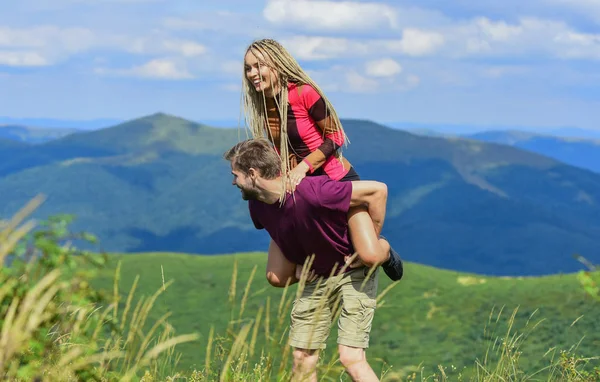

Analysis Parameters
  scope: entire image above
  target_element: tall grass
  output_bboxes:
[1,197,599,381]
[0,196,198,381]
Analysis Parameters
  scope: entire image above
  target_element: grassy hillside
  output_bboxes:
[466,130,600,174]
[89,251,600,379]
[2,113,600,276]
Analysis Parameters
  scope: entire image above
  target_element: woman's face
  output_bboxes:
[244,49,279,97]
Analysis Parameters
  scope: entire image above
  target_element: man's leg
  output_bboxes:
[338,345,378,382]
[288,277,334,381]
[292,348,319,382]
[336,267,380,382]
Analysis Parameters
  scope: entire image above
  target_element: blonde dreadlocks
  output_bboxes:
[240,38,349,202]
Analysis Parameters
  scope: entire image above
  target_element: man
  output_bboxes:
[224,138,402,382]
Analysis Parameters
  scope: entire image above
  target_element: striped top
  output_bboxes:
[266,82,349,181]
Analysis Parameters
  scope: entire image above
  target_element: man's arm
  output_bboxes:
[266,239,299,288]
[349,181,388,236]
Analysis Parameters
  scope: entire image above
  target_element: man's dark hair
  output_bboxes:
[224,138,281,179]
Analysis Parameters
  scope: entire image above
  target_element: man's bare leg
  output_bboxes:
[292,348,319,382]
[338,345,379,382]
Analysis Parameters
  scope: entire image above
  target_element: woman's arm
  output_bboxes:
[298,114,344,174]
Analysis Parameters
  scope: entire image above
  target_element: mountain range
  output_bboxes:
[1,113,600,276]
[464,130,600,174]
[0,124,81,144]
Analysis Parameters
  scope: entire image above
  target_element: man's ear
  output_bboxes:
[248,167,258,181]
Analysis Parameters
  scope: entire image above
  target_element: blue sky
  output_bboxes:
[1,0,599,130]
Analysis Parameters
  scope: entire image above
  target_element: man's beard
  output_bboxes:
[240,186,260,201]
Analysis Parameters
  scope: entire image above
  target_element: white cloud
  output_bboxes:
[95,58,194,80]
[365,58,402,77]
[383,28,445,56]
[0,25,96,53]
[280,36,369,60]
[305,62,420,94]
[0,25,208,67]
[0,26,96,65]
[553,30,600,59]
[277,14,600,62]
[108,35,207,57]
[263,0,397,31]
[131,59,193,79]
[455,17,600,59]
[385,16,600,60]
[346,71,379,92]
[0,51,50,67]
[474,17,523,42]
[280,29,445,61]
[154,39,206,57]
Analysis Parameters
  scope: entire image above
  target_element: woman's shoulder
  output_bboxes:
[287,82,321,107]
[288,81,318,94]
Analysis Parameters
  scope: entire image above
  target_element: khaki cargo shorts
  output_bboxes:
[288,266,379,350]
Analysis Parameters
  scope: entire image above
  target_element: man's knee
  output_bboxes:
[338,345,366,370]
[293,348,319,368]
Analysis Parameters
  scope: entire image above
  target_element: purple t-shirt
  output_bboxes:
[249,176,355,277]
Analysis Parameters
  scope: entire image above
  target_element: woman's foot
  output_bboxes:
[379,236,403,281]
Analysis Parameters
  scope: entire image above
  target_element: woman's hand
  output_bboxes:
[344,253,365,269]
[286,161,310,192]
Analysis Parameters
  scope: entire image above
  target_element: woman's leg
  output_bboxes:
[341,167,403,281]
[266,239,298,287]
[347,205,403,281]
[347,205,389,267]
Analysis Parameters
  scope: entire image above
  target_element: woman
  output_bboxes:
[241,38,402,282]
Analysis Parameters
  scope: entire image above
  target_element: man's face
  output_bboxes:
[231,162,259,200]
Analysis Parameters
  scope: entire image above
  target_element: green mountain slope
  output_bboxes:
[50,113,240,155]
[90,252,600,378]
[1,113,600,276]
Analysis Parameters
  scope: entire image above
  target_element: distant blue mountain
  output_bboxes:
[0,125,81,144]
[386,122,600,140]
[465,130,600,174]
[0,117,122,130]
[546,127,600,140]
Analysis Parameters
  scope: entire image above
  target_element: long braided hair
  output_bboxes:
[240,38,349,202]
